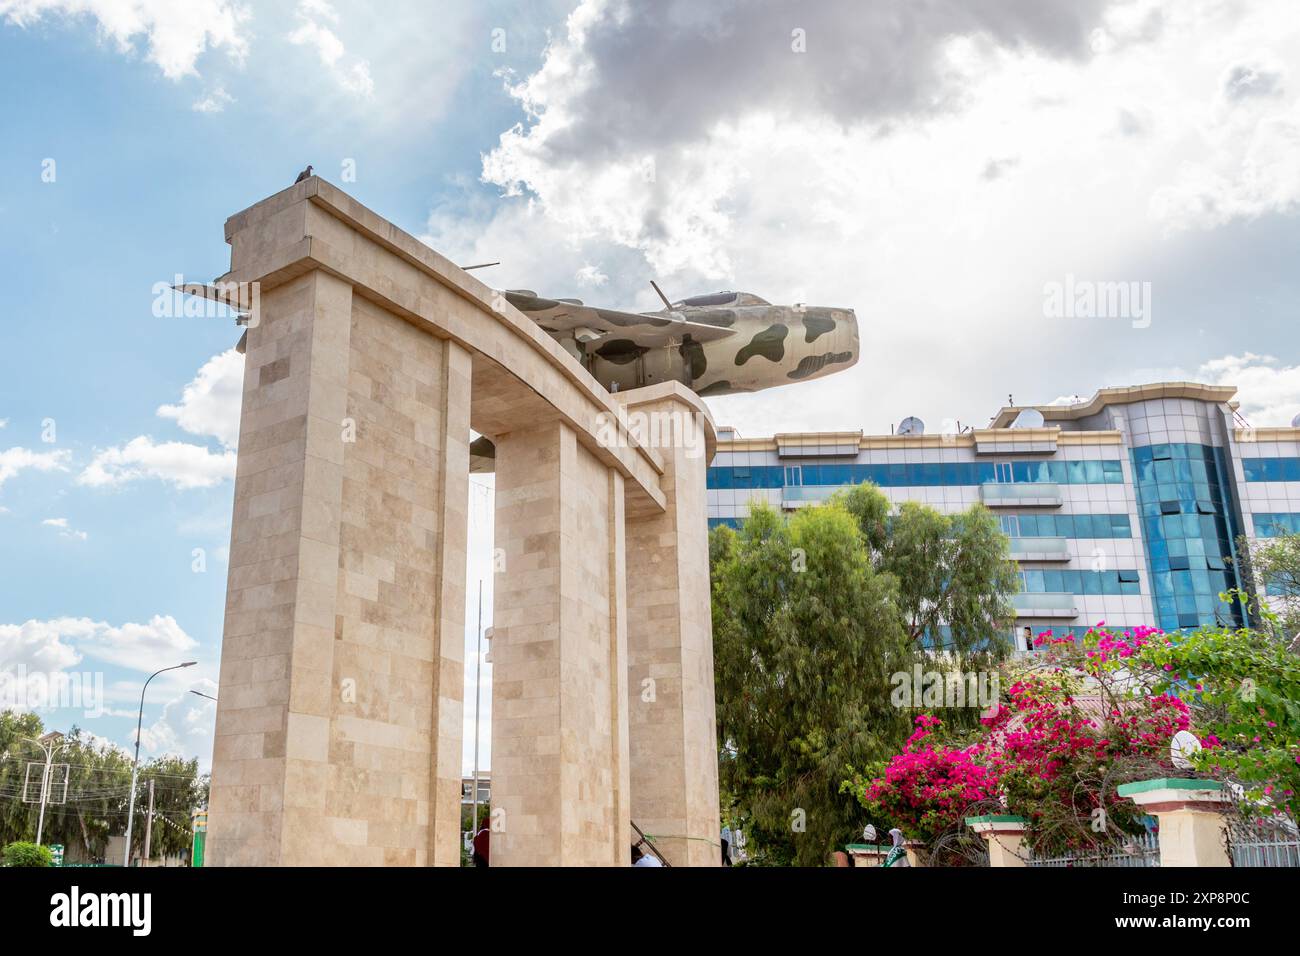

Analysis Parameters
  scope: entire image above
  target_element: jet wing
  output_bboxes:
[504,291,735,345]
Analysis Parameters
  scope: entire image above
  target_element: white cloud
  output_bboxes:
[77,347,242,490]
[457,0,1300,439]
[0,617,82,675]
[1151,101,1300,233]
[287,0,373,98]
[78,436,236,489]
[0,446,70,490]
[0,0,250,80]
[156,347,243,448]
[21,614,199,674]
[42,516,87,541]
[574,264,608,287]
[138,679,216,758]
[191,84,234,113]
[1195,353,1300,426]
[72,729,131,758]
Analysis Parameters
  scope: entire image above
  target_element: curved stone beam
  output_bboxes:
[217,177,668,515]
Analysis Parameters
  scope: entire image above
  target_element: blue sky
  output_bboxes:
[2,0,1300,774]
[0,0,568,771]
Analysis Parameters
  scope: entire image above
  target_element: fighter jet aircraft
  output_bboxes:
[503,287,859,396]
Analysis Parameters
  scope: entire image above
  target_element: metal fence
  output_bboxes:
[1028,831,1160,868]
[1228,816,1300,867]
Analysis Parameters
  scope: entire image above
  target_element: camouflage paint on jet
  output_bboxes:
[502,290,858,396]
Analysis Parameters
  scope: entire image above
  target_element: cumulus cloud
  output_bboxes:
[0,617,82,676]
[42,516,87,541]
[287,0,373,98]
[65,615,197,673]
[1150,47,1299,233]
[495,0,1111,160]
[480,0,1127,272]
[0,0,250,80]
[0,446,70,490]
[574,264,608,286]
[1151,104,1300,231]
[156,347,243,448]
[0,613,198,711]
[78,436,236,489]
[138,679,216,757]
[79,348,242,490]
[191,84,234,113]
[1196,353,1300,426]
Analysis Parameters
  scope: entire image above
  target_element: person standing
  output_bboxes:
[472,824,490,867]
[883,828,910,868]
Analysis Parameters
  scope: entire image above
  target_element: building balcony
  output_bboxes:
[980,482,1062,507]
[780,485,838,509]
[1012,593,1078,618]
[1007,536,1070,561]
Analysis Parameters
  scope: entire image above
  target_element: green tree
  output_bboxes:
[1237,531,1300,643]
[42,729,133,861]
[0,712,47,844]
[841,484,1019,665]
[0,715,203,862]
[132,756,204,860]
[712,500,912,866]
[711,484,1018,865]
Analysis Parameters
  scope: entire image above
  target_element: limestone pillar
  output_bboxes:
[616,385,721,866]
[208,267,471,866]
[1118,778,1231,867]
[489,421,630,865]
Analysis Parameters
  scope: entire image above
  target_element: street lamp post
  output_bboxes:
[124,661,196,867]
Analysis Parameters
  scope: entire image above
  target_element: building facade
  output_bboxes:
[708,383,1300,647]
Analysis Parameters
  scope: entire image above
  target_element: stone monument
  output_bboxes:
[203,178,720,866]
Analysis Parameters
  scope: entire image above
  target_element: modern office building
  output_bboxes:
[708,383,1300,646]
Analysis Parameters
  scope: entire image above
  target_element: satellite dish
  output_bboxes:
[1011,408,1046,429]
[863,824,877,843]
[1170,730,1202,770]
[898,416,925,436]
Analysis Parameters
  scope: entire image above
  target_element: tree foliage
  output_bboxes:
[1238,531,1300,644]
[0,712,205,862]
[841,484,1019,664]
[711,484,1017,865]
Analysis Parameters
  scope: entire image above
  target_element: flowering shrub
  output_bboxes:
[851,627,1196,850]
[857,715,1000,843]
[1076,620,1300,819]
[853,620,1300,851]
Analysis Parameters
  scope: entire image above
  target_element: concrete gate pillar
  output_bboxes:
[208,204,472,866]
[489,421,631,866]
[617,384,721,867]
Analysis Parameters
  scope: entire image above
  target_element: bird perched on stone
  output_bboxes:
[294,165,314,184]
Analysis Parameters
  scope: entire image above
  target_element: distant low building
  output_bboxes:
[462,774,490,808]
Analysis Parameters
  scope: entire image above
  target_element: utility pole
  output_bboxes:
[23,732,65,846]
[143,778,155,866]
[471,581,484,839]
